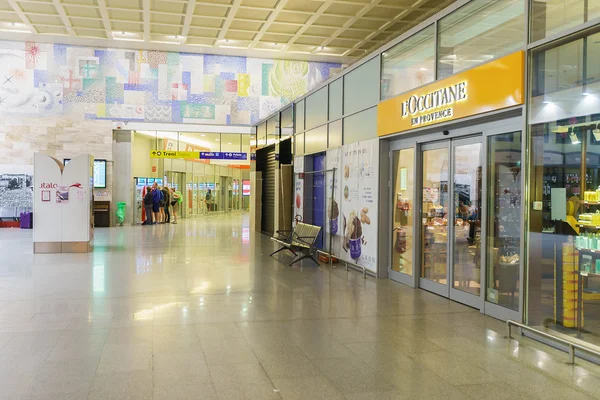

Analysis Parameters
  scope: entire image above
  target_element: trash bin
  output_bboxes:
[20,212,32,229]
[116,202,126,226]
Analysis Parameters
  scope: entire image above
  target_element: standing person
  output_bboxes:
[152,184,163,225]
[171,187,182,224]
[162,185,171,224]
[158,186,166,223]
[205,188,212,212]
[142,186,153,225]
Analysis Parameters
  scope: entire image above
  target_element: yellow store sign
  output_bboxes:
[150,150,199,159]
[377,51,524,136]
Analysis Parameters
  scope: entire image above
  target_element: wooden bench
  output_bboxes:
[270,222,322,266]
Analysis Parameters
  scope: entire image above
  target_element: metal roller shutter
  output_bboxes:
[258,145,276,235]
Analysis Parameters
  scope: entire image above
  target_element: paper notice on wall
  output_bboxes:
[340,138,379,273]
[325,148,342,257]
[293,156,304,224]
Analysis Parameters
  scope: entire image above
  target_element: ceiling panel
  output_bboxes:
[1,0,455,64]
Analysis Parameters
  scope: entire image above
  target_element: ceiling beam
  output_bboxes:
[282,0,336,51]
[51,0,75,36]
[315,0,382,53]
[181,0,196,44]
[217,0,242,44]
[7,0,37,33]
[97,0,113,39]
[143,0,150,42]
[248,0,289,49]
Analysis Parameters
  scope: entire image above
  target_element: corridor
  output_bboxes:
[0,213,599,399]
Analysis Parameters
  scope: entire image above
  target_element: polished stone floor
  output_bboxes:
[1,212,600,399]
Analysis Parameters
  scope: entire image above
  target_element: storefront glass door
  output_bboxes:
[419,137,482,308]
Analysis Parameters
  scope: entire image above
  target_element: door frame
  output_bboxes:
[386,115,523,322]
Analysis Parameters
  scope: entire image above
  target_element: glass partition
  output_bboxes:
[487,131,522,310]
[296,100,305,133]
[530,0,597,42]
[281,106,293,137]
[267,115,279,146]
[392,148,415,276]
[437,0,525,79]
[329,79,343,120]
[343,57,380,115]
[381,25,435,100]
[178,132,221,152]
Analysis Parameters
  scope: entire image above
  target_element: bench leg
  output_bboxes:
[289,253,320,267]
[270,246,297,257]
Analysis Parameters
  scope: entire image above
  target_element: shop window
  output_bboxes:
[381,25,435,100]
[530,0,593,42]
[437,0,525,79]
[528,30,600,347]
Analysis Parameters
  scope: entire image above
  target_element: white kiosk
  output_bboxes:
[33,153,94,253]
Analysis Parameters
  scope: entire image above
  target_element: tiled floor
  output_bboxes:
[0,212,599,399]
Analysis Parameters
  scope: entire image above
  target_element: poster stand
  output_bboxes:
[33,153,94,253]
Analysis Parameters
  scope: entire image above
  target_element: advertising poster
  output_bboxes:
[325,148,342,257]
[340,138,379,272]
[293,156,304,223]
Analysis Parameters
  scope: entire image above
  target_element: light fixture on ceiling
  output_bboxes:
[228,142,232,145]
[569,131,580,145]
[316,46,323,51]
[215,138,220,141]
[420,67,428,71]
[201,134,206,137]
[250,136,255,139]
[583,92,591,96]
[225,39,229,43]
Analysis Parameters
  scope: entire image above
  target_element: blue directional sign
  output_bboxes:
[200,152,222,159]
[200,152,247,160]
[223,152,247,160]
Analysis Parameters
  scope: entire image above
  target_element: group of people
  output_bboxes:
[142,182,182,225]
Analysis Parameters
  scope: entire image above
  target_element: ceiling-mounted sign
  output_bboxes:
[200,152,247,160]
[150,150,199,158]
[377,51,525,136]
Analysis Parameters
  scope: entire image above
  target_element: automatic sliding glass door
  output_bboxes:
[419,137,482,308]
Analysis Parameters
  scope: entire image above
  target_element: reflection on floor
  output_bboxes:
[0,212,599,399]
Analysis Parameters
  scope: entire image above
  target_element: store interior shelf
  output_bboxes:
[577,224,600,229]
[576,247,600,253]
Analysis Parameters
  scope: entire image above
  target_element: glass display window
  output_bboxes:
[528,29,600,346]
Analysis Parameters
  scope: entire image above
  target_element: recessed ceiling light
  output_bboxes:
[215,138,220,141]
[201,134,205,137]
[583,92,591,96]
[228,142,232,145]
[420,68,428,71]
